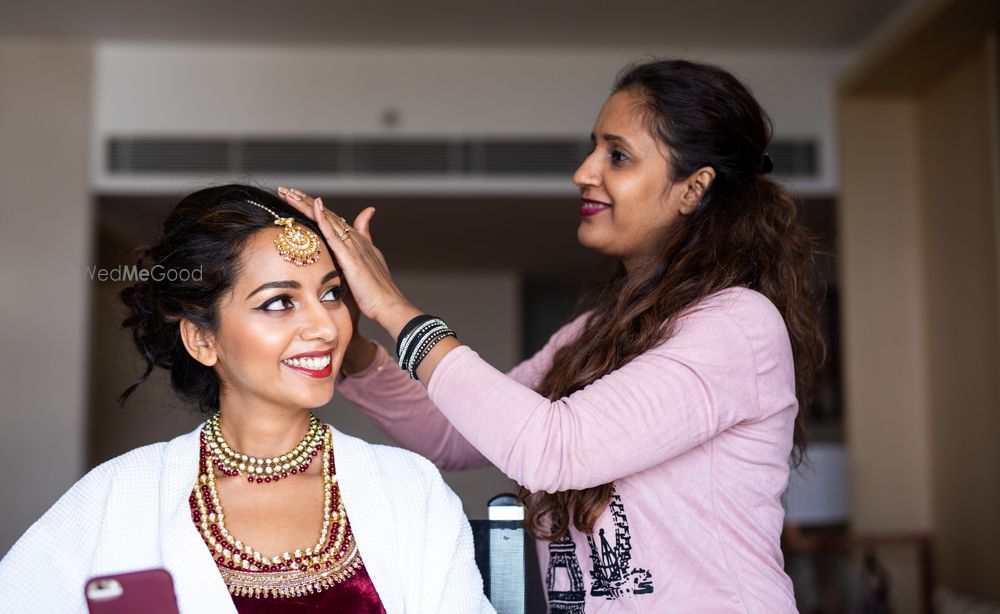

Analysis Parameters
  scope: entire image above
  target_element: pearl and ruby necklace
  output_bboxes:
[204,412,323,484]
[191,425,363,597]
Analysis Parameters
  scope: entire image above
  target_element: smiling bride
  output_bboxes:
[0,184,493,614]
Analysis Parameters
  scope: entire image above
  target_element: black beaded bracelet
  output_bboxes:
[408,329,457,380]
[395,314,457,379]
[408,326,449,369]
[404,323,448,375]
[397,320,446,370]
[396,314,443,360]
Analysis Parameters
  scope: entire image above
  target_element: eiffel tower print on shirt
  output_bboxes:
[545,488,654,611]
[586,489,654,599]
[546,531,586,613]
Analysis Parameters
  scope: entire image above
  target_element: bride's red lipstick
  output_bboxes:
[281,351,334,379]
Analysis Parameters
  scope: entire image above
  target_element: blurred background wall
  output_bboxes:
[838,0,1000,605]
[0,37,93,565]
[1,0,998,611]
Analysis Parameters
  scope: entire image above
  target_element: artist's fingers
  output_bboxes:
[276,186,318,220]
[353,207,376,241]
[310,198,353,260]
[315,198,351,234]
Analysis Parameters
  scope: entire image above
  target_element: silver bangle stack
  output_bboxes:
[396,316,457,380]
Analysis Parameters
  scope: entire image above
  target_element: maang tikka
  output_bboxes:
[246,199,322,266]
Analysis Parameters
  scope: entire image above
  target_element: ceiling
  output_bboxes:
[2,0,909,49]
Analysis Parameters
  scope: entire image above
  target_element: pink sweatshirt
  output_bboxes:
[337,287,798,613]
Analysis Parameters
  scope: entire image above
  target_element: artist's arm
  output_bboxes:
[420,302,780,492]
[336,314,586,471]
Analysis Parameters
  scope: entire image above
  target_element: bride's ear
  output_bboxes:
[179,318,218,367]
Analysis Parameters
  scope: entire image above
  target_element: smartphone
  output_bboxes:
[85,568,180,614]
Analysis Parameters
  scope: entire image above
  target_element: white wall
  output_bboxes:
[0,39,93,555]
[93,43,850,196]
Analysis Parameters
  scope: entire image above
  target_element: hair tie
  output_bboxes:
[757,152,774,175]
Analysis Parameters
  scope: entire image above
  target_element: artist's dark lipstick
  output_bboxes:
[580,198,612,217]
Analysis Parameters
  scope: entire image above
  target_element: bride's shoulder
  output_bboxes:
[84,425,200,484]
[331,427,436,471]
[327,427,450,494]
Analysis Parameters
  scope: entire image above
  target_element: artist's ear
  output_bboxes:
[679,166,716,215]
[179,319,218,367]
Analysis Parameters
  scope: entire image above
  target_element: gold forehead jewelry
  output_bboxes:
[246,199,322,266]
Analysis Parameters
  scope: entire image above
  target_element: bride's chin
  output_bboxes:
[279,387,334,410]
[304,389,335,408]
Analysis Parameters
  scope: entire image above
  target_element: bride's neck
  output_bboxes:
[216,400,312,457]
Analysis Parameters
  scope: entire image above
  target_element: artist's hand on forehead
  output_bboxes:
[276,186,414,332]
[277,187,372,240]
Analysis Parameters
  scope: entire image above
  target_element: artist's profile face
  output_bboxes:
[573,89,691,270]
[207,227,351,411]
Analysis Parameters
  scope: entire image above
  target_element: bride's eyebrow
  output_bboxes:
[319,270,341,285]
[246,270,340,300]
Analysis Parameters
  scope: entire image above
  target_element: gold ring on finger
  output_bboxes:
[326,214,351,241]
[337,217,353,241]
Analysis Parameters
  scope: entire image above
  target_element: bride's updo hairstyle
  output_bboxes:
[117,184,325,412]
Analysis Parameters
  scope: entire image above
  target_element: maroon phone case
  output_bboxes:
[85,568,180,614]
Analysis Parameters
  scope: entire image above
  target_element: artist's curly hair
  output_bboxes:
[522,59,825,541]
[117,184,325,411]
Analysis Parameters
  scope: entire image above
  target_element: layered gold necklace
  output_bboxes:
[191,415,363,598]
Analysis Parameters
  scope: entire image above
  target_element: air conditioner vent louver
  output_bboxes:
[108,139,230,173]
[471,141,593,175]
[106,136,819,179]
[351,140,455,174]
[241,140,342,174]
[767,140,818,177]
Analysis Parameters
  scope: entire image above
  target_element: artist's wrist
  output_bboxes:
[376,300,424,341]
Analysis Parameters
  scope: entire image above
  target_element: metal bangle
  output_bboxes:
[408,330,457,380]
[395,314,441,357]
[397,319,445,368]
[402,323,449,373]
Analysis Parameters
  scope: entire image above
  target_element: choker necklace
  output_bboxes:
[205,412,324,484]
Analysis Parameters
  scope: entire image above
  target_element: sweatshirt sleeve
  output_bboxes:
[0,463,114,613]
[336,343,488,470]
[335,314,589,471]
[425,302,777,493]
